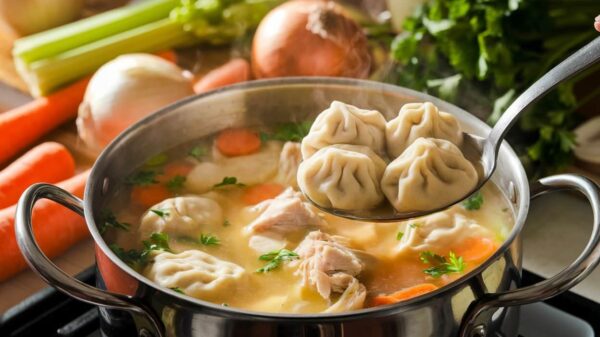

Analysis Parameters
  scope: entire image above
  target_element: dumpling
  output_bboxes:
[381,138,478,213]
[297,144,386,210]
[394,211,492,257]
[187,141,281,193]
[145,250,246,301]
[301,101,387,158]
[386,102,463,158]
[276,141,302,189]
[139,196,223,239]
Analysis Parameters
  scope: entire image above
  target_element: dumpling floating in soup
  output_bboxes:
[297,144,387,210]
[385,102,463,158]
[301,101,387,159]
[381,138,478,213]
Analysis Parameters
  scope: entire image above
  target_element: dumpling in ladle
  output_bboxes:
[381,138,478,213]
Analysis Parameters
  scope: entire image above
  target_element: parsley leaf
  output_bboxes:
[199,234,220,246]
[99,210,130,234]
[420,251,465,278]
[396,231,404,240]
[141,232,172,260]
[150,209,169,218]
[126,170,158,186]
[166,175,186,191]
[188,146,207,160]
[213,176,245,188]
[462,191,484,210]
[170,287,185,294]
[109,244,143,268]
[223,219,230,227]
[409,223,421,229]
[256,249,299,273]
[260,122,312,142]
[110,232,172,269]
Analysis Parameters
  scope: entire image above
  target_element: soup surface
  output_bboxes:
[104,122,514,314]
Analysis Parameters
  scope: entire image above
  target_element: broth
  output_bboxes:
[103,125,514,314]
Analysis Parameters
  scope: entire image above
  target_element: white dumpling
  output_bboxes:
[301,101,387,158]
[386,102,463,158]
[381,138,478,213]
[276,141,302,189]
[297,144,386,210]
[186,141,281,193]
[394,211,492,257]
[145,250,246,301]
[139,196,223,239]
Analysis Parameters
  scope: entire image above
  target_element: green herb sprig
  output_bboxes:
[260,121,312,142]
[256,249,299,273]
[199,234,220,246]
[419,251,465,278]
[462,191,484,211]
[125,170,158,186]
[213,176,245,188]
[99,210,130,234]
[167,175,186,191]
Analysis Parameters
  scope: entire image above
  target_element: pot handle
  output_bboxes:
[460,174,600,337]
[15,183,165,337]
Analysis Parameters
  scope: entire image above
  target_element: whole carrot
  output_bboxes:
[194,58,251,94]
[0,170,89,282]
[0,77,90,164]
[0,142,75,209]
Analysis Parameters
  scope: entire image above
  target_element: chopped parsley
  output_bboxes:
[170,287,185,294]
[109,244,143,268]
[99,210,130,234]
[145,153,168,167]
[140,232,172,259]
[256,249,299,273]
[110,232,172,269]
[150,209,169,218]
[166,175,186,191]
[188,146,207,160]
[125,170,158,186]
[396,231,404,240]
[199,234,220,246]
[420,251,465,278]
[222,303,229,307]
[213,176,245,188]
[260,121,312,142]
[409,223,421,229]
[462,191,484,210]
[223,219,231,227]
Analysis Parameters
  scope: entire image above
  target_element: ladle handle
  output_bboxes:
[487,36,600,157]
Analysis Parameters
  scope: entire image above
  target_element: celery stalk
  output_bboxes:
[17,19,195,96]
[13,0,177,64]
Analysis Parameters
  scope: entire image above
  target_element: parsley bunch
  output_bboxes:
[389,0,599,177]
[420,251,465,278]
[256,249,299,273]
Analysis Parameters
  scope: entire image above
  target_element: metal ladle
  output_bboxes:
[306,36,600,222]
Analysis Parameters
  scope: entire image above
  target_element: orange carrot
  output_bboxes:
[155,50,177,64]
[0,170,90,281]
[242,183,285,205]
[215,128,262,157]
[194,58,251,94]
[452,237,498,263]
[0,77,90,164]
[156,162,193,184]
[372,283,438,306]
[0,142,75,209]
[130,184,172,208]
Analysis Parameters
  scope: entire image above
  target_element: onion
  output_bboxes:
[251,0,371,79]
[0,0,85,37]
[76,54,194,153]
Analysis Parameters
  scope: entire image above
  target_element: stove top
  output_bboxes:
[1,267,598,337]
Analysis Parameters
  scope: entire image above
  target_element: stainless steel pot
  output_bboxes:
[15,78,600,337]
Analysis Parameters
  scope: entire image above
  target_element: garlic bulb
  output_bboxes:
[77,54,194,152]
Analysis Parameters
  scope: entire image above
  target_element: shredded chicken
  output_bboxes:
[294,231,364,300]
[246,188,324,235]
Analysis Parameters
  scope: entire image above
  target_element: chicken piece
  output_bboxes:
[277,141,302,189]
[294,231,364,300]
[324,278,367,313]
[246,188,324,236]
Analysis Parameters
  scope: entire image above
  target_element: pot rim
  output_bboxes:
[85,77,529,320]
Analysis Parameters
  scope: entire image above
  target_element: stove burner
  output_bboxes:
[1,268,598,337]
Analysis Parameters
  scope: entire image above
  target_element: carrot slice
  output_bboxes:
[452,237,498,263]
[0,170,89,281]
[130,184,171,208]
[0,142,75,209]
[194,58,251,93]
[156,162,193,184]
[215,128,261,157]
[372,283,438,306]
[242,183,285,205]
